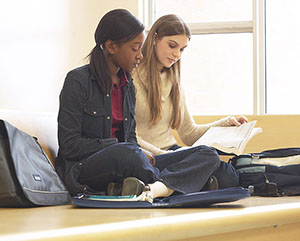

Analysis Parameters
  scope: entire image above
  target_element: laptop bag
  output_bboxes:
[0,119,71,207]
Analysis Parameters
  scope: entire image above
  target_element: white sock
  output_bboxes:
[148,181,174,199]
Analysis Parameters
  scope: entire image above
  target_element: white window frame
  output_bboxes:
[141,0,266,115]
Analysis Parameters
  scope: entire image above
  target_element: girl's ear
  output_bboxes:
[105,40,116,55]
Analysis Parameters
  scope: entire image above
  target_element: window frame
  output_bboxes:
[142,0,266,115]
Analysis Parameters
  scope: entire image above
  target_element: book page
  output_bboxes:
[192,121,262,155]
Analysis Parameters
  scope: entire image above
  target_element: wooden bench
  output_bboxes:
[0,112,300,241]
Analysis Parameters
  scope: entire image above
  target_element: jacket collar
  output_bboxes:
[89,64,133,85]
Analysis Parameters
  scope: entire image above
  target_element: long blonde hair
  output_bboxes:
[137,14,191,129]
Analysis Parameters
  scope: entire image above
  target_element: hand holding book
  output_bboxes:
[192,121,262,155]
[227,116,249,126]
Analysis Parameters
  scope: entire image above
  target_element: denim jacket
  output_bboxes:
[55,65,137,192]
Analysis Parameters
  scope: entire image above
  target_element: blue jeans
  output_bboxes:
[78,142,223,194]
[168,145,239,189]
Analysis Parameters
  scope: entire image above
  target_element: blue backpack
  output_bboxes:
[230,148,300,196]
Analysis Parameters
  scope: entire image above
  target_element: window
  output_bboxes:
[265,0,300,114]
[145,0,300,115]
[155,0,252,23]
[181,33,253,115]
[146,0,254,115]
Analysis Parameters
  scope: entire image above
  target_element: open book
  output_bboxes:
[192,121,262,155]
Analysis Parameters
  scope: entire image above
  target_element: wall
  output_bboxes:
[0,0,141,113]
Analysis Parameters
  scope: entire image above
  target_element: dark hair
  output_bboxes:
[89,9,144,93]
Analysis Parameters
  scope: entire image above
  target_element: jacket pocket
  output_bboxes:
[82,105,106,138]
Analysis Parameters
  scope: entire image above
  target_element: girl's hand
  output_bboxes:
[228,116,248,126]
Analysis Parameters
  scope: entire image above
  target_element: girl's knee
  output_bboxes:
[196,145,220,168]
[113,143,148,168]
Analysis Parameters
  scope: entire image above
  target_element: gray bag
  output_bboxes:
[0,119,71,207]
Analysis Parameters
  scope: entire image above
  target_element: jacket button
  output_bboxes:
[83,186,87,191]
[124,118,128,121]
[107,116,110,120]
[106,94,110,97]
[93,111,97,115]
[79,162,82,166]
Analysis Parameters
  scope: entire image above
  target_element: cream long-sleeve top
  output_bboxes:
[132,70,232,155]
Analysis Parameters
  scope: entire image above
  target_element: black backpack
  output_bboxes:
[229,148,300,196]
[0,119,71,207]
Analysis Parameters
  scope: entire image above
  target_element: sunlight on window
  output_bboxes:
[266,0,300,114]
[155,0,252,23]
[0,0,68,112]
[181,33,253,115]
[152,0,253,115]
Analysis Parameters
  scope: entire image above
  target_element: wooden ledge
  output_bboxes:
[1,197,300,241]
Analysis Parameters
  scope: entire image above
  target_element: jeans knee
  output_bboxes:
[200,146,220,169]
[115,144,157,183]
[113,143,148,169]
[211,150,221,168]
[190,145,220,172]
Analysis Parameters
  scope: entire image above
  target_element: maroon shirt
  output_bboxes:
[111,70,129,140]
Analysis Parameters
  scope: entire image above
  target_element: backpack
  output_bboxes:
[0,119,72,207]
[229,148,300,196]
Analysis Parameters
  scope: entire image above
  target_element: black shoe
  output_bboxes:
[107,182,122,196]
[107,177,150,196]
[121,177,150,196]
[203,175,219,191]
